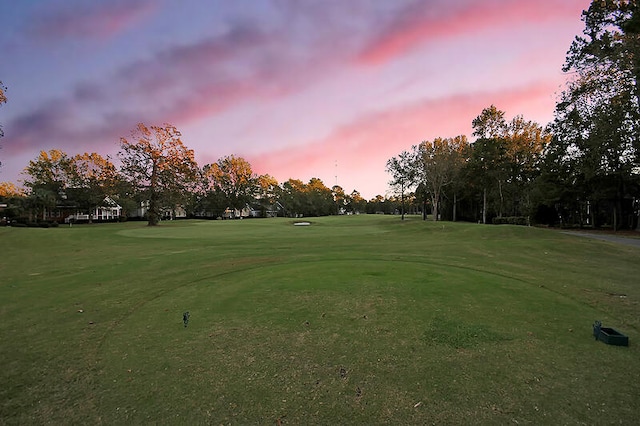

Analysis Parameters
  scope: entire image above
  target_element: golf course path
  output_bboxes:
[562,231,640,248]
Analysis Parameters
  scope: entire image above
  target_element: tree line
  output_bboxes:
[388,1,640,230]
[0,122,383,225]
[387,106,552,225]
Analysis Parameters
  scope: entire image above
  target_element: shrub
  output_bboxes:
[492,216,529,226]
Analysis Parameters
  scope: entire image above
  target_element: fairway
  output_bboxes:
[1,216,639,424]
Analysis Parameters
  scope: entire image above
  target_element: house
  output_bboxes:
[162,205,187,219]
[65,197,122,223]
[223,205,253,219]
[257,200,284,218]
[132,200,187,220]
[223,202,285,219]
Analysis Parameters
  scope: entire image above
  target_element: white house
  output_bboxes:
[133,200,187,220]
[65,197,122,222]
[223,205,253,219]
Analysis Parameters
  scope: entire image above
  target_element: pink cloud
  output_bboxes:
[2,27,256,142]
[2,0,583,194]
[114,24,294,123]
[357,0,588,66]
[249,80,560,198]
[28,0,155,40]
[4,20,340,160]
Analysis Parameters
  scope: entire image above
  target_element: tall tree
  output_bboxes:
[505,117,550,182]
[278,178,334,217]
[195,166,226,218]
[0,181,24,198]
[256,174,279,200]
[470,106,509,223]
[0,181,24,223]
[203,155,257,216]
[386,150,417,220]
[23,150,74,191]
[332,185,346,214]
[23,149,74,220]
[467,137,507,223]
[503,116,551,217]
[416,135,468,221]
[471,105,506,140]
[348,190,366,213]
[306,178,334,216]
[549,0,640,229]
[68,153,119,222]
[468,106,548,222]
[255,174,279,217]
[280,178,306,217]
[119,123,199,226]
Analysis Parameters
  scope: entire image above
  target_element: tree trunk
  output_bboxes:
[453,192,457,222]
[482,188,487,224]
[498,179,504,218]
[431,191,439,221]
[148,162,160,226]
[148,197,159,226]
[401,186,405,220]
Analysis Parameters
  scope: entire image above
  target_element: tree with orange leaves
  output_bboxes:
[0,81,6,105]
[68,152,119,223]
[201,155,259,218]
[0,181,24,198]
[119,123,199,226]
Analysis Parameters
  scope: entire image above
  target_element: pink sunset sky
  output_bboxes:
[0,0,589,199]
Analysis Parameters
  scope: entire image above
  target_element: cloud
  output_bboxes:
[357,0,587,66]
[4,15,352,159]
[249,80,560,197]
[3,100,127,158]
[114,23,289,121]
[6,7,360,158]
[27,0,155,41]
[2,0,582,192]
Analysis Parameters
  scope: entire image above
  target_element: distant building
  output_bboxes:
[64,197,122,223]
[130,200,187,220]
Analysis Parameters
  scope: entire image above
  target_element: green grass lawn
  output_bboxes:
[1,215,639,424]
